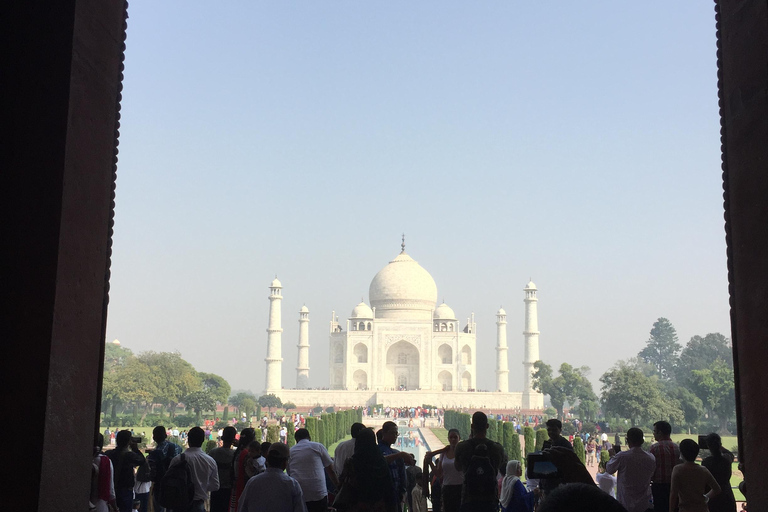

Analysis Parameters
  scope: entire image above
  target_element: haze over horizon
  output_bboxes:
[105,1,728,398]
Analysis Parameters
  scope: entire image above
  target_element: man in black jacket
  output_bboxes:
[105,430,149,512]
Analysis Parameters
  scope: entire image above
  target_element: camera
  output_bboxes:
[130,436,142,444]
[526,452,560,479]
[697,434,708,450]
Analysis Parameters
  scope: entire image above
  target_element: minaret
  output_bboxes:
[496,307,509,392]
[522,280,540,409]
[264,277,283,393]
[296,305,310,389]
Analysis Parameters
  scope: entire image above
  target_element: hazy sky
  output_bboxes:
[106,2,728,397]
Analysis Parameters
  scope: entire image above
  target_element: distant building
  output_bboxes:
[263,240,544,410]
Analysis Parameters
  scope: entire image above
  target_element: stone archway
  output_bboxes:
[438,370,453,391]
[386,340,420,390]
[353,369,368,390]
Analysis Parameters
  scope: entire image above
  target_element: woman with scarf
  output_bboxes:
[499,460,536,512]
[229,427,257,512]
[336,428,396,512]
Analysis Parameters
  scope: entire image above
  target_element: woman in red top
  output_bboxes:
[229,427,257,512]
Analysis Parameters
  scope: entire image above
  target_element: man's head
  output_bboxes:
[153,426,168,444]
[266,442,290,470]
[471,411,489,437]
[187,427,205,448]
[294,428,310,442]
[625,427,644,447]
[679,439,699,462]
[652,421,672,441]
[381,421,399,445]
[247,441,261,455]
[221,426,237,445]
[546,419,563,440]
[538,483,627,512]
[350,422,366,438]
[260,442,272,456]
[116,429,132,448]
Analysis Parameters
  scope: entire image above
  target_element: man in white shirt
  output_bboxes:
[606,427,656,512]
[167,427,219,512]
[239,443,307,512]
[333,422,365,476]
[287,428,340,512]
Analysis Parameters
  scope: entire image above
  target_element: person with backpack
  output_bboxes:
[147,426,183,512]
[454,412,508,512]
[162,426,219,512]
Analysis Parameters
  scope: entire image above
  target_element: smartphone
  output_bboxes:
[697,435,709,450]
[526,452,560,479]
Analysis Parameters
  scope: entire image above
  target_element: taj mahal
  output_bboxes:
[262,240,545,410]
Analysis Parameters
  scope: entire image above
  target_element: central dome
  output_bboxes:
[369,251,438,320]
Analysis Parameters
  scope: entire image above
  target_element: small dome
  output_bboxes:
[111,339,120,345]
[350,301,373,318]
[497,307,507,316]
[434,302,456,320]
[271,277,282,288]
[525,280,537,290]
[300,305,309,313]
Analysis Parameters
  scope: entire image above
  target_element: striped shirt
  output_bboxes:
[650,439,681,484]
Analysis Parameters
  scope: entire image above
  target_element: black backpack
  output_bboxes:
[463,443,498,501]
[157,453,195,510]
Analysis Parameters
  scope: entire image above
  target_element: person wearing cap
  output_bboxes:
[238,443,307,512]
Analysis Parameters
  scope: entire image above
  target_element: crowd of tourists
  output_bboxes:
[90,414,741,512]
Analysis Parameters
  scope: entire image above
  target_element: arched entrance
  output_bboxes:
[438,370,453,391]
[353,369,368,390]
[386,340,420,390]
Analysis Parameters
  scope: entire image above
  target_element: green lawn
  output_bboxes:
[327,435,351,457]
[430,427,449,446]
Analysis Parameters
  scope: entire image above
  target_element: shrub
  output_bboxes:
[173,415,195,428]
[204,440,217,454]
[305,417,318,443]
[573,437,586,465]
[318,417,327,447]
[535,428,548,451]
[488,419,498,443]
[523,427,536,457]
[288,429,296,447]
[267,425,279,443]
[312,406,324,414]
[600,450,610,465]
[325,406,335,413]
[503,423,522,464]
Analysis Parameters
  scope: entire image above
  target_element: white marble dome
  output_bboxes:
[497,307,507,316]
[271,277,283,288]
[434,302,456,320]
[350,301,373,318]
[525,280,536,290]
[300,305,309,313]
[369,251,438,319]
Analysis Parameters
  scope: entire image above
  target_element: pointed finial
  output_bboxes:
[401,233,406,253]
[361,296,364,303]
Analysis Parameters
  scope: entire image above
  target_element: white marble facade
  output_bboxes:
[328,250,477,392]
[264,243,544,410]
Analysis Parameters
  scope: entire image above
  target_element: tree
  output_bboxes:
[690,358,736,434]
[258,394,283,415]
[185,390,217,424]
[638,318,681,380]
[138,351,201,418]
[667,386,705,433]
[532,361,566,420]
[115,357,159,422]
[229,391,257,418]
[523,427,536,457]
[573,437,586,465]
[677,333,733,385]
[532,361,596,421]
[600,362,683,426]
[283,402,297,413]
[198,372,231,405]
